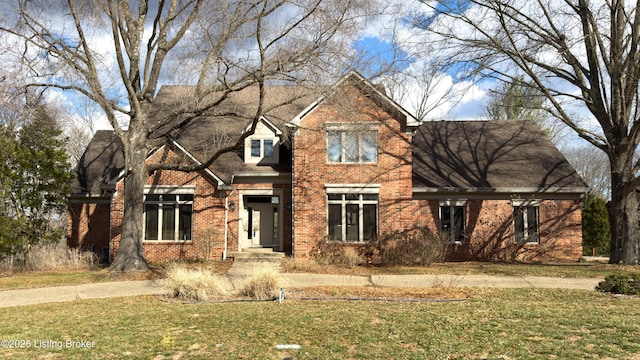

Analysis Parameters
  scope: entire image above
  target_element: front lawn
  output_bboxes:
[0,288,638,359]
[281,257,640,278]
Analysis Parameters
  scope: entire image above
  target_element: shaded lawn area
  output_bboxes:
[1,288,639,359]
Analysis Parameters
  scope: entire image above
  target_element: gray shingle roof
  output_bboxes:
[72,84,315,194]
[412,120,588,193]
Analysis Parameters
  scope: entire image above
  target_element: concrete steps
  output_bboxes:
[228,247,285,263]
[226,247,284,278]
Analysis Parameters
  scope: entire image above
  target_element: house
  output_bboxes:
[67,71,588,264]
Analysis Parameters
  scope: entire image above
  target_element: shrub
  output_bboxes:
[310,239,363,268]
[162,264,227,301]
[582,194,611,256]
[596,273,640,295]
[374,228,446,266]
[239,272,279,300]
[15,243,97,272]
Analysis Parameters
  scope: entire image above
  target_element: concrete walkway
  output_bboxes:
[0,272,603,308]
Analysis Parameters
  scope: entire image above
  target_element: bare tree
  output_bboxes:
[563,145,611,200]
[483,76,567,145]
[415,0,640,264]
[0,0,375,271]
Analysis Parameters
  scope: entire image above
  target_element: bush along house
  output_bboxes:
[67,71,589,264]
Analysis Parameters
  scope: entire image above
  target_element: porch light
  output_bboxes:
[229,201,236,211]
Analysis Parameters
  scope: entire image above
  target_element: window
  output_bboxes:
[514,205,539,244]
[263,139,274,157]
[250,139,275,159]
[251,140,261,157]
[144,193,193,241]
[327,193,378,242]
[440,201,466,243]
[327,130,377,163]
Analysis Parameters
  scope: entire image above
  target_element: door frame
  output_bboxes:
[238,189,284,251]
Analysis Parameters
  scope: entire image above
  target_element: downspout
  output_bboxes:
[223,194,229,261]
[290,133,295,257]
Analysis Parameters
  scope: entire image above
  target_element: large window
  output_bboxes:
[440,201,466,243]
[328,193,378,242]
[327,129,377,163]
[144,193,193,241]
[514,205,539,244]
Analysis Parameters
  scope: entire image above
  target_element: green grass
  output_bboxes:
[0,288,638,359]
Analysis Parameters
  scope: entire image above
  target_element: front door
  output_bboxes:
[245,196,279,249]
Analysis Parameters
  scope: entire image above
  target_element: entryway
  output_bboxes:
[239,191,283,251]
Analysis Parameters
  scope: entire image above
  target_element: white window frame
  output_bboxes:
[326,123,378,164]
[439,200,466,243]
[512,199,540,244]
[143,187,195,242]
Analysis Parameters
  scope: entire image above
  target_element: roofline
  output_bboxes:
[413,186,589,193]
[170,140,228,186]
[287,70,421,128]
[113,142,230,188]
[243,116,283,136]
[413,186,590,202]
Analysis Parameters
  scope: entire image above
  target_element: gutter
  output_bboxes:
[412,186,590,194]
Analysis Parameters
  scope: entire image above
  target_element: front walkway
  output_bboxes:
[0,272,603,308]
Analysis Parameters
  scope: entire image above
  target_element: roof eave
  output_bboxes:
[413,186,590,195]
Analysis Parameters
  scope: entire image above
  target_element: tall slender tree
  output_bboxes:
[416,0,640,264]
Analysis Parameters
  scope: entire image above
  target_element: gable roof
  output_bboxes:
[412,120,588,195]
[72,84,315,195]
[288,70,420,129]
[72,130,124,195]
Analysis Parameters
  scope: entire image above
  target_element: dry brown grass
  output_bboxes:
[162,264,228,301]
[283,285,471,301]
[238,271,279,300]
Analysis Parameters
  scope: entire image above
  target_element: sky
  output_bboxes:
[1,0,594,150]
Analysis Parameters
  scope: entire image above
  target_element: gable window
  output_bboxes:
[251,140,261,157]
[327,124,377,163]
[440,200,466,243]
[514,205,539,244]
[249,139,276,159]
[263,139,274,157]
[144,193,193,241]
[327,193,378,242]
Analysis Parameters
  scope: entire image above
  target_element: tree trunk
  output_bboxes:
[608,154,640,264]
[109,128,150,272]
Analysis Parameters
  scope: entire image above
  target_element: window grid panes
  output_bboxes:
[144,193,193,241]
[514,206,539,244]
[327,130,377,163]
[327,193,378,242]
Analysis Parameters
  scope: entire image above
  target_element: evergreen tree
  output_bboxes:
[0,107,73,258]
[582,193,611,256]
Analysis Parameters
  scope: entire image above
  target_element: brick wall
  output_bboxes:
[292,85,414,256]
[110,146,227,263]
[67,201,111,262]
[411,198,583,262]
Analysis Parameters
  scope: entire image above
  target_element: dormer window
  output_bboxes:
[244,117,282,164]
[250,139,275,159]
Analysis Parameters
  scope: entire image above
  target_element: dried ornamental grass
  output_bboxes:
[239,272,279,300]
[162,265,227,301]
